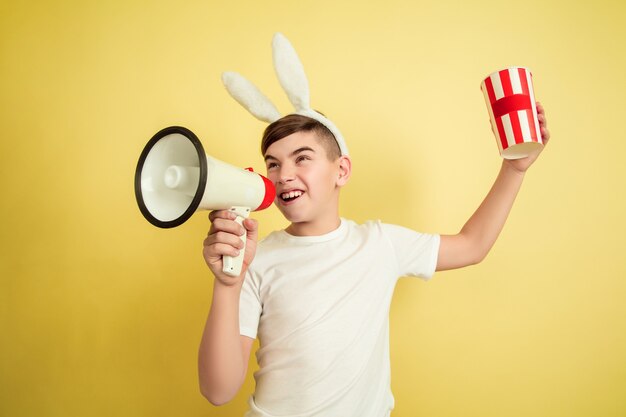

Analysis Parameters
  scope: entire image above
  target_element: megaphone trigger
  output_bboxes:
[222,206,252,277]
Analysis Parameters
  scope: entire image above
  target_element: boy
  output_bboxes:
[198,32,550,416]
[197,106,550,416]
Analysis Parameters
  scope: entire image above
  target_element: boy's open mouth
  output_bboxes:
[280,190,304,202]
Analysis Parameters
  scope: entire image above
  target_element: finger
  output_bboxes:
[243,218,259,242]
[208,209,237,223]
[243,218,258,231]
[536,101,544,114]
[208,218,246,237]
[541,126,550,142]
[204,242,241,259]
[537,113,547,126]
[205,230,245,249]
[204,232,241,249]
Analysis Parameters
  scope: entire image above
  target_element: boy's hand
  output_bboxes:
[503,102,551,174]
[202,210,258,287]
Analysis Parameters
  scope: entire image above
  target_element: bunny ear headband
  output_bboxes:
[221,32,349,156]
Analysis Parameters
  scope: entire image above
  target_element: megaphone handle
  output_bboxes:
[222,206,251,277]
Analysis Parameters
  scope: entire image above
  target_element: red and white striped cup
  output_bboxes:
[481,67,543,159]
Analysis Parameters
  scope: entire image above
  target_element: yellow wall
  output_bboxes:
[1,0,625,416]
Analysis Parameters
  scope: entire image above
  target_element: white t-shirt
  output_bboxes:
[240,218,440,417]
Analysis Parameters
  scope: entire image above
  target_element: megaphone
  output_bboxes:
[134,126,275,277]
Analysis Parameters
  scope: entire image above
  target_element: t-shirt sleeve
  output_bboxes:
[381,223,440,280]
[239,269,262,339]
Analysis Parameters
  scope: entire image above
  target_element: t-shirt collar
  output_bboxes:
[280,218,347,244]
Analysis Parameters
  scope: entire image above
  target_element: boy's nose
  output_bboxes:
[278,174,295,184]
[278,167,296,184]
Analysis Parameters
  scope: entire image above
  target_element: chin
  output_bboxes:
[278,207,310,224]
[282,213,307,224]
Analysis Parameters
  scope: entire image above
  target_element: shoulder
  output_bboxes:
[361,220,440,250]
[340,218,413,239]
[346,218,406,237]
[342,218,396,247]
[344,218,383,232]
[254,229,287,256]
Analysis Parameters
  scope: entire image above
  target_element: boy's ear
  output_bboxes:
[336,155,352,187]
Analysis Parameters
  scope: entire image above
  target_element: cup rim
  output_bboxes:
[482,66,533,84]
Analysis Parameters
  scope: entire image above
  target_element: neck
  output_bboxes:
[285,216,341,237]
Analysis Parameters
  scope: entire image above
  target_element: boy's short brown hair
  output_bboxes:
[261,114,341,161]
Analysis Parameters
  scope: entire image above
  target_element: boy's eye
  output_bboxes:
[267,162,278,169]
[296,155,310,163]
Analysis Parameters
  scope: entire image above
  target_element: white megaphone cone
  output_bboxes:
[135,126,275,277]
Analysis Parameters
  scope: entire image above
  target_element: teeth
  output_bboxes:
[281,191,303,200]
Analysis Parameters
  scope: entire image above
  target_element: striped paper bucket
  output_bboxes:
[481,67,543,159]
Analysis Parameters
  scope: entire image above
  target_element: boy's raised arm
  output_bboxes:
[198,283,254,405]
[198,210,258,405]
[436,103,551,272]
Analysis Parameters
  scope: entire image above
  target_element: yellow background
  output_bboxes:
[1,0,625,416]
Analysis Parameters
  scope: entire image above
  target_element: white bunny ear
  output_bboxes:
[221,71,282,123]
[272,33,310,112]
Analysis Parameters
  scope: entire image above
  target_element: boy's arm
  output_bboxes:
[436,103,550,271]
[198,281,254,405]
[198,210,258,405]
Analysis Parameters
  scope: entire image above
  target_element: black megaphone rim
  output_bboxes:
[134,126,208,228]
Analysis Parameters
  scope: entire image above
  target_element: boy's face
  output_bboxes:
[264,131,349,226]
